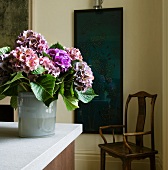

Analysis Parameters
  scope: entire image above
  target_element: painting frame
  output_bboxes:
[74,8,123,134]
[0,0,32,48]
[0,0,32,122]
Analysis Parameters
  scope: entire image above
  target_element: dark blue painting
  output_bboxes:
[74,8,123,133]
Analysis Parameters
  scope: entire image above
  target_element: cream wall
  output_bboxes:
[32,0,162,169]
[162,0,168,170]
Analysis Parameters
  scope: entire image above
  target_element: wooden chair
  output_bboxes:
[98,91,158,170]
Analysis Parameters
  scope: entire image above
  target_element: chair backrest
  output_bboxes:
[124,91,157,150]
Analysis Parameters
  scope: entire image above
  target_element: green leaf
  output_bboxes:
[0,82,18,96]
[10,96,17,109]
[44,94,58,107]
[31,65,46,75]
[0,94,6,100]
[30,74,56,102]
[42,52,52,59]
[75,88,98,103]
[49,42,64,50]
[0,46,11,55]
[0,83,8,95]
[0,72,27,86]
[0,72,29,96]
[62,95,79,111]
[43,86,60,107]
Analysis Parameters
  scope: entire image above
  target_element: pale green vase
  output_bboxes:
[18,92,56,138]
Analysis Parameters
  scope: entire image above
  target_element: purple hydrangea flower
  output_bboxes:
[16,30,49,54]
[73,61,94,92]
[47,48,71,72]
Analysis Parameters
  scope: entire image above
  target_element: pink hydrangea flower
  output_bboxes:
[8,47,39,73]
[39,57,60,77]
[65,47,83,61]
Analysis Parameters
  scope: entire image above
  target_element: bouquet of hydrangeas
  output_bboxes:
[0,30,97,111]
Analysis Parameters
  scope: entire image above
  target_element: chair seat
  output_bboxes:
[98,142,158,159]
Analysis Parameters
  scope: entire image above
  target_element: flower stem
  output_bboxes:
[20,82,31,92]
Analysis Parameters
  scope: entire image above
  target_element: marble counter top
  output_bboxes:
[0,122,82,170]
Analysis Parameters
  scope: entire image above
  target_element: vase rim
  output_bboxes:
[18,92,34,97]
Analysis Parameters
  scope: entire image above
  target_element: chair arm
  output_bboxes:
[99,125,125,144]
[123,131,152,153]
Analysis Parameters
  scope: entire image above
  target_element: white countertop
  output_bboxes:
[0,122,82,170]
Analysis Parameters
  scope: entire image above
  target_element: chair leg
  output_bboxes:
[122,159,131,170]
[150,155,156,170]
[100,149,106,170]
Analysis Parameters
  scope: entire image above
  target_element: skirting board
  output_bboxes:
[75,153,162,170]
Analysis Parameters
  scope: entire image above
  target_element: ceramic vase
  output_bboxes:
[18,92,56,138]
